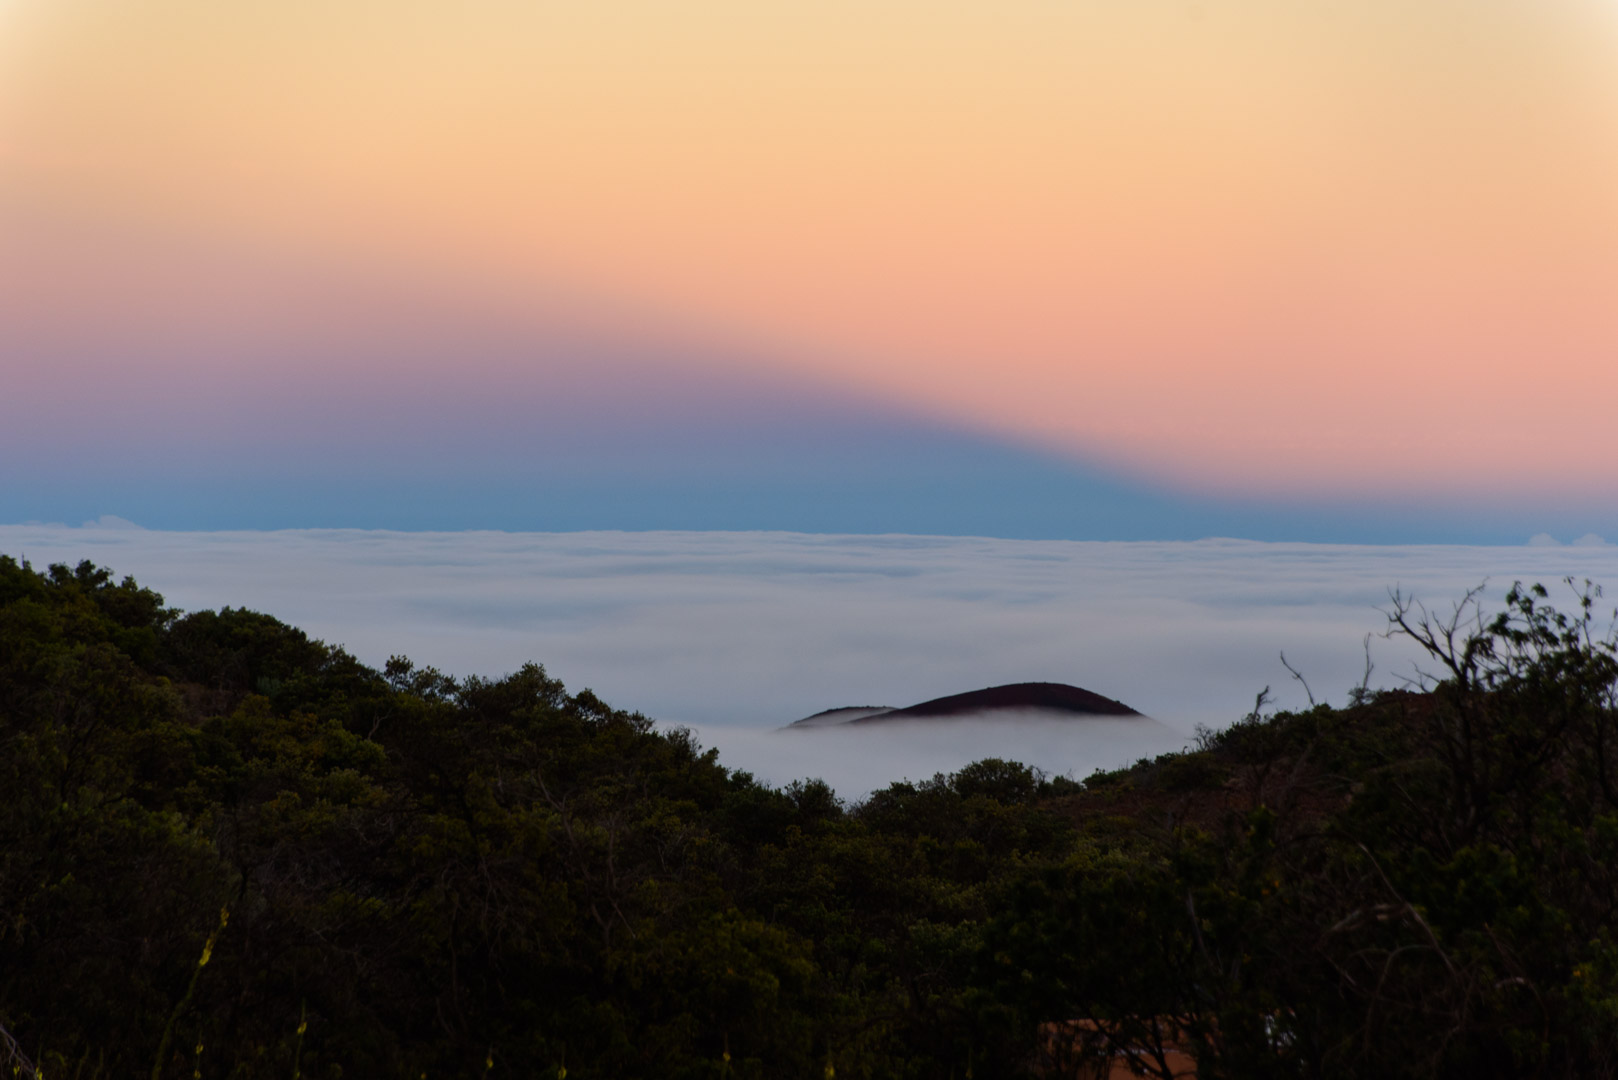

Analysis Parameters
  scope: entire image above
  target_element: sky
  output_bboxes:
[4,0,1618,540]
[7,523,1618,792]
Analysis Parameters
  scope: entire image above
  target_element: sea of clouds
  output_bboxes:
[4,522,1617,795]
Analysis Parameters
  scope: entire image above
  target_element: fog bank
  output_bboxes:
[696,713,1188,797]
[4,525,1617,793]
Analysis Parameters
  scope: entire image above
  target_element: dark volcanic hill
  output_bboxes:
[856,682,1139,722]
[790,706,896,727]
[787,682,1141,728]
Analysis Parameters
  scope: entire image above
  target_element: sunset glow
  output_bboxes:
[4,0,1617,511]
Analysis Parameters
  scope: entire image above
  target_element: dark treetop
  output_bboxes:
[4,555,1618,1079]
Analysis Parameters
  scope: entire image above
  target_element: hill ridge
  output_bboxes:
[788,681,1140,728]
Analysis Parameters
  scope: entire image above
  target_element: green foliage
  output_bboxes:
[0,556,1061,1077]
[6,557,1618,1078]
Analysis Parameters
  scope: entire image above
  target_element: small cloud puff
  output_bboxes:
[1571,534,1610,548]
[1527,533,1562,547]
[80,515,146,531]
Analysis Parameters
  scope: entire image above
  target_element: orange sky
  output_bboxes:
[4,0,1617,498]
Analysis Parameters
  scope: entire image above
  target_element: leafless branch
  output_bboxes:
[1279,651,1317,708]
[0,1020,36,1078]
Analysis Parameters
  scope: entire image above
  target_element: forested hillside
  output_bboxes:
[3,555,1618,1078]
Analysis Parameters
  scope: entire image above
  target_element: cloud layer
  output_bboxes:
[6,526,1618,793]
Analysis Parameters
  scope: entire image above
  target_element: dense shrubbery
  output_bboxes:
[3,555,1618,1078]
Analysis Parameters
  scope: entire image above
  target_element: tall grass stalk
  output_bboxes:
[290,1002,306,1080]
[149,907,229,1080]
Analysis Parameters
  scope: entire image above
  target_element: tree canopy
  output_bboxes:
[3,555,1617,1078]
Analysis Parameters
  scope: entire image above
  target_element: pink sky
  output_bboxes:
[3,0,1617,503]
